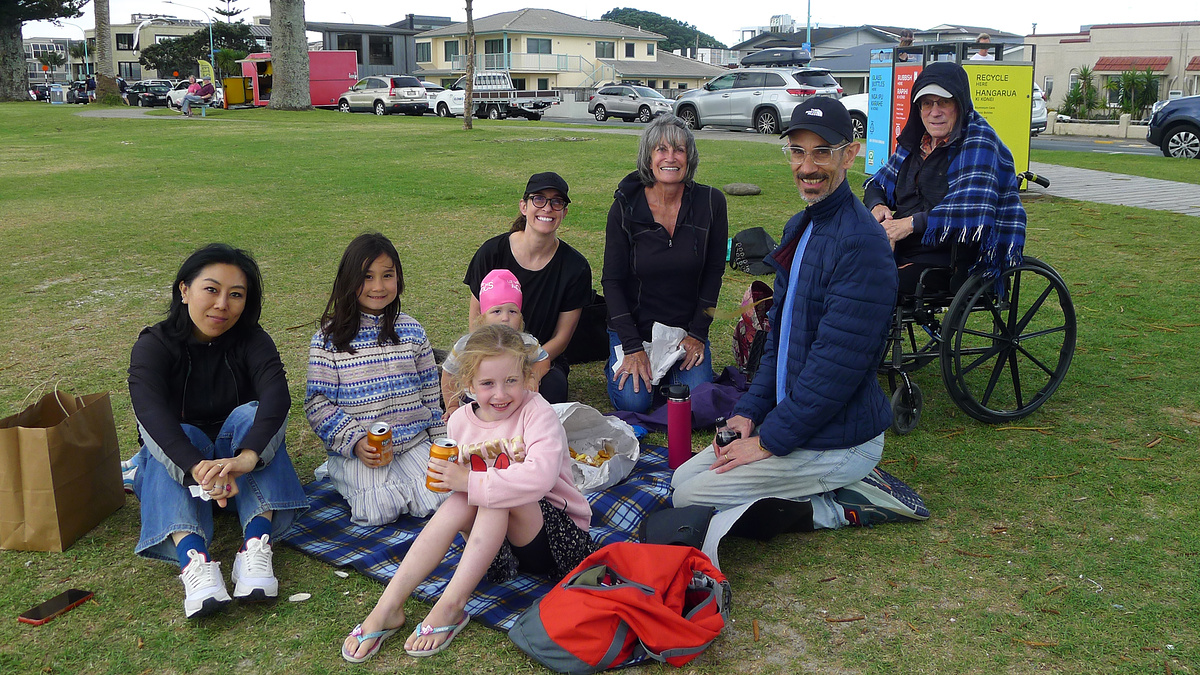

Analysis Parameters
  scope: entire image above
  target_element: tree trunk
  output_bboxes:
[94,0,118,100]
[267,0,311,110]
[0,18,26,101]
[463,0,474,130]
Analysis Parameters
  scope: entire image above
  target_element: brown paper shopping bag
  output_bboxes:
[0,390,125,552]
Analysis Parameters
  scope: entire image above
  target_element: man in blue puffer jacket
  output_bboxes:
[672,98,928,530]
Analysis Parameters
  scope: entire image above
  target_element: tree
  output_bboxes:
[94,0,118,102]
[139,22,259,77]
[1105,68,1159,119]
[1075,65,1099,119]
[214,47,247,77]
[267,0,310,110]
[68,40,88,76]
[211,0,245,22]
[0,0,88,101]
[600,8,727,51]
[38,49,66,78]
[463,0,474,130]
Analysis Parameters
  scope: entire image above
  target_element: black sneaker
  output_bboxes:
[836,467,930,527]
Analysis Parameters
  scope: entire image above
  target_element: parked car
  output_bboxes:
[588,84,673,123]
[1031,83,1047,136]
[840,92,867,139]
[433,72,559,120]
[166,80,224,109]
[65,81,90,104]
[336,75,427,115]
[1147,95,1200,159]
[673,66,842,134]
[29,83,51,101]
[419,81,444,114]
[123,81,171,107]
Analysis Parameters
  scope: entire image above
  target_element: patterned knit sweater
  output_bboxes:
[305,312,446,458]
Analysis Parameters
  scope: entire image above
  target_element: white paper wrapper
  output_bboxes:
[552,402,640,493]
[609,322,687,385]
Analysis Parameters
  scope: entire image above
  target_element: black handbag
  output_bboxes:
[563,291,609,364]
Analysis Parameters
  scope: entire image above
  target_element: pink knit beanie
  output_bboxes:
[479,269,522,312]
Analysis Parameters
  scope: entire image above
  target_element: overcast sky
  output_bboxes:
[23,0,1195,46]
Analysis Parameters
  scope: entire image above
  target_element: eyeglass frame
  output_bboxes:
[780,141,852,166]
[918,96,956,112]
[525,193,568,211]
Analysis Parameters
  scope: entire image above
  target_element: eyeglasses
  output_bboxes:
[919,96,955,112]
[781,142,850,166]
[527,194,567,211]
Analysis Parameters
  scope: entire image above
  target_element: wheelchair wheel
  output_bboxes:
[890,380,923,435]
[940,257,1076,423]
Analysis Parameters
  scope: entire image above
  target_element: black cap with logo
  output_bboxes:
[523,171,571,204]
[779,97,853,144]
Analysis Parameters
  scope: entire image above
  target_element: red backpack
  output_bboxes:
[508,542,730,673]
[733,280,774,380]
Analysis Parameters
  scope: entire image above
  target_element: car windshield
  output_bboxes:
[631,86,665,99]
[791,71,838,87]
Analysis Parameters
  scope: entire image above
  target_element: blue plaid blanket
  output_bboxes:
[281,444,672,632]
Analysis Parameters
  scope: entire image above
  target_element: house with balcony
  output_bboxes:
[85,14,271,81]
[413,8,725,94]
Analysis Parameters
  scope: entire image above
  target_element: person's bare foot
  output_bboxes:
[342,606,405,661]
[404,601,467,654]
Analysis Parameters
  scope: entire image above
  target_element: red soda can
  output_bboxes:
[367,421,394,467]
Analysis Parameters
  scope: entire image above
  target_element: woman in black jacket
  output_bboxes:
[602,114,728,412]
[124,243,307,619]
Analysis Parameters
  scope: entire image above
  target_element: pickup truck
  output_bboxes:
[433,72,559,120]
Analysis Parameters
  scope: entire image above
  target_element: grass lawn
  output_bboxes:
[1,102,1197,675]
[1031,148,1200,186]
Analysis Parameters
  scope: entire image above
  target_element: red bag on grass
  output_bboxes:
[508,542,730,673]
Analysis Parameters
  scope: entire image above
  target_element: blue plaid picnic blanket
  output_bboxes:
[281,444,672,632]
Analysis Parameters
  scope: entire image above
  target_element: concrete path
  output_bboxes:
[1027,161,1200,218]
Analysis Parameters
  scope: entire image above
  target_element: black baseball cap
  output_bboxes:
[524,171,571,204]
[779,97,853,144]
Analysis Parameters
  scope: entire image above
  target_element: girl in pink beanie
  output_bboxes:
[441,269,549,418]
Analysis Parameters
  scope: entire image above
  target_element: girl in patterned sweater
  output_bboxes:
[305,233,447,525]
[340,323,595,662]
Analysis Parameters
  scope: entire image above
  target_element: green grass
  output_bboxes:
[1,102,1197,674]
[1032,148,1200,185]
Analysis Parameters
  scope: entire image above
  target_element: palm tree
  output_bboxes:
[68,40,88,78]
[214,48,246,79]
[38,50,67,81]
[1075,65,1099,119]
[94,0,118,101]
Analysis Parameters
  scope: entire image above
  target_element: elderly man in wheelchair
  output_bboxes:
[863,62,1076,433]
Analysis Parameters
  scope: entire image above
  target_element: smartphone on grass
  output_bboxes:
[18,589,94,626]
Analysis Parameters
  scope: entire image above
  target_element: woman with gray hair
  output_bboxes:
[601,114,728,413]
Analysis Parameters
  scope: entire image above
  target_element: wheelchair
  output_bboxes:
[879,198,1077,434]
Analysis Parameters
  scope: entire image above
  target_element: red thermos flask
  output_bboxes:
[666,384,692,470]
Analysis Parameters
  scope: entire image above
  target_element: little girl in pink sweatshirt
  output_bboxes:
[341,323,596,663]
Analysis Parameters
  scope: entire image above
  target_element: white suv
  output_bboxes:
[673,67,842,134]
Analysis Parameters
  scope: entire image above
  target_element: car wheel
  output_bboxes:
[755,109,779,135]
[850,112,866,139]
[138,97,145,108]
[338,99,351,113]
[487,105,502,120]
[638,106,652,123]
[527,113,542,121]
[374,101,387,116]
[437,103,452,117]
[678,106,701,130]
[1163,126,1200,159]
[593,104,608,122]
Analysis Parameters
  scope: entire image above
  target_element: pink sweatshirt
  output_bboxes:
[448,393,591,531]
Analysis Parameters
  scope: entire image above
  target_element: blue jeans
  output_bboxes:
[671,433,885,529]
[606,329,713,413]
[131,402,309,563]
[181,93,204,113]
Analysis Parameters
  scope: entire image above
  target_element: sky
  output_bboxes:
[22,0,1196,46]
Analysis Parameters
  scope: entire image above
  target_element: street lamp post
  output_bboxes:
[163,0,215,71]
[64,24,90,77]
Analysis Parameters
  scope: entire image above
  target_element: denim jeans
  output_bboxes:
[670,432,885,530]
[605,329,713,413]
[131,402,309,563]
[181,93,204,113]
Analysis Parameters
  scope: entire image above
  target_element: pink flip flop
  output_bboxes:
[341,623,402,663]
[404,612,470,657]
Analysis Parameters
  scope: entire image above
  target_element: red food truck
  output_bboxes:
[228,50,358,108]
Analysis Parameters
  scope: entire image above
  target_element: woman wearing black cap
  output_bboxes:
[602,114,728,413]
[462,172,591,403]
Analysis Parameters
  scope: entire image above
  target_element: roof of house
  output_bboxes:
[1094,56,1172,72]
[1188,56,1200,71]
[417,9,665,40]
[920,24,1021,39]
[599,51,729,79]
[306,21,420,36]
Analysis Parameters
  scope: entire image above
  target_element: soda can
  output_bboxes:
[427,438,459,493]
[367,421,394,467]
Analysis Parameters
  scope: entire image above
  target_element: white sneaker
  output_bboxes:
[232,534,278,602]
[180,549,231,618]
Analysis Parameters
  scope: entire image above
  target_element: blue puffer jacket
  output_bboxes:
[732,180,897,454]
